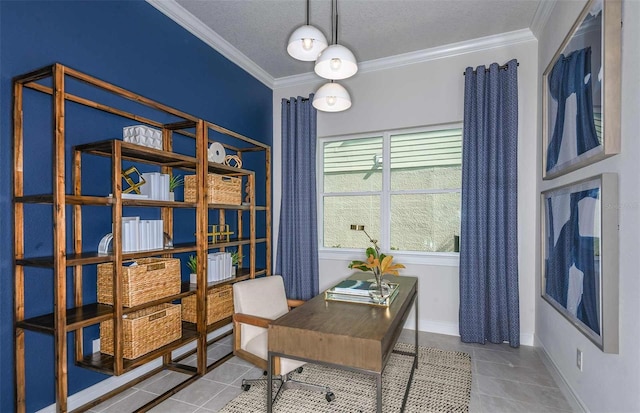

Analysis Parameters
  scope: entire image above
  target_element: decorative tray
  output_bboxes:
[324,282,400,307]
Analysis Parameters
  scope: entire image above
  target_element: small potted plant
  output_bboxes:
[186,255,197,284]
[230,250,239,276]
[169,174,184,201]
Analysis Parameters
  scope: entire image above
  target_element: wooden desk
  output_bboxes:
[267,274,419,413]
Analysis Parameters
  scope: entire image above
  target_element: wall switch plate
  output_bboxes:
[92,338,100,354]
[576,348,583,371]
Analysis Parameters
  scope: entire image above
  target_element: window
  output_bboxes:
[320,125,462,253]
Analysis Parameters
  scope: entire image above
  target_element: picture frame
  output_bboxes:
[541,173,618,353]
[542,0,621,180]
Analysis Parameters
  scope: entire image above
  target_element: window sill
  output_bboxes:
[318,249,459,267]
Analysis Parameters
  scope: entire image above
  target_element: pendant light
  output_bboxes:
[313,81,351,112]
[287,0,328,61]
[314,0,358,80]
[313,0,353,112]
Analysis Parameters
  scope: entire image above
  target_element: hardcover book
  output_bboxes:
[332,279,373,296]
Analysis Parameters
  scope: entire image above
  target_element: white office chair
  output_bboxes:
[232,275,335,403]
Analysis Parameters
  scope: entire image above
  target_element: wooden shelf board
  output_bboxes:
[77,323,198,375]
[17,303,114,334]
[16,246,193,268]
[75,140,197,169]
[15,194,113,206]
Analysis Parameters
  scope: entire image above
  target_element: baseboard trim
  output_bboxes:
[535,336,588,413]
[37,325,232,413]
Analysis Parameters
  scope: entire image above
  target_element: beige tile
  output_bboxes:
[479,394,573,413]
[137,370,192,394]
[90,387,139,412]
[207,344,233,362]
[475,359,557,387]
[170,378,226,406]
[204,362,252,385]
[149,398,201,413]
[201,385,244,411]
[473,347,544,370]
[476,376,572,411]
[98,389,158,413]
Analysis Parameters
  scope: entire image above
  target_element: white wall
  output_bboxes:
[273,35,539,344]
[536,1,640,412]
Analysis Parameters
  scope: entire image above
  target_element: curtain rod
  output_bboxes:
[284,97,310,103]
[463,62,519,75]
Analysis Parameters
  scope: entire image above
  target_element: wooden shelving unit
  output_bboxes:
[12,63,271,412]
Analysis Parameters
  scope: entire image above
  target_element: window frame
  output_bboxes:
[317,123,462,267]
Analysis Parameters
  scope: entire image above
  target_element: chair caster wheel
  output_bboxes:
[241,384,251,391]
[262,370,268,376]
[296,367,303,373]
[325,392,335,402]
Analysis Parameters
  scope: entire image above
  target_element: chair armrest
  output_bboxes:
[287,299,305,308]
[233,312,272,328]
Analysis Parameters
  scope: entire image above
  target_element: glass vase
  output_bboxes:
[368,272,391,303]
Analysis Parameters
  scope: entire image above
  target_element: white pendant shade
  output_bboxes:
[313,82,351,112]
[287,25,328,61]
[314,44,358,80]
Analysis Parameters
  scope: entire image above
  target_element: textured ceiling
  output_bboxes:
[175,0,542,79]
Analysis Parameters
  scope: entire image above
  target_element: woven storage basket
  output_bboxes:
[100,303,181,359]
[184,174,242,205]
[97,258,181,307]
[182,284,233,325]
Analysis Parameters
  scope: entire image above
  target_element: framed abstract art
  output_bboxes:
[542,0,622,180]
[541,173,618,353]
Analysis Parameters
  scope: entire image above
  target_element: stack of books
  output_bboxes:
[332,280,372,297]
[325,279,400,307]
[207,252,233,283]
[120,217,164,252]
[140,172,170,200]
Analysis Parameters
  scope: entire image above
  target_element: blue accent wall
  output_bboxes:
[0,1,272,411]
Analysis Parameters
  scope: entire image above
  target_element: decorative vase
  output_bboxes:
[169,192,175,202]
[368,271,391,303]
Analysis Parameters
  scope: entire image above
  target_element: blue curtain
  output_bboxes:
[546,47,599,172]
[276,95,319,300]
[459,60,520,347]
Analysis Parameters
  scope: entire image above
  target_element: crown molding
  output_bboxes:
[148,0,537,91]
[273,28,536,89]
[530,0,557,39]
[146,0,276,88]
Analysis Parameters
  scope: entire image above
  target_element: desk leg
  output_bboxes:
[376,373,382,413]
[267,352,273,413]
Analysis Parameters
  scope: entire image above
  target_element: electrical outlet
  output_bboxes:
[576,348,583,371]
[92,338,101,354]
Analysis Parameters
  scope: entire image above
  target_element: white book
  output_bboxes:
[152,173,161,200]
[160,173,169,201]
[153,220,162,249]
[121,216,140,252]
[140,220,148,251]
[227,253,232,278]
[132,218,140,252]
[207,255,216,283]
[140,173,152,198]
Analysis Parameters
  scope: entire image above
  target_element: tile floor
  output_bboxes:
[89,330,576,413]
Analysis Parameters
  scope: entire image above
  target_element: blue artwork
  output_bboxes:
[546,46,600,173]
[544,181,601,335]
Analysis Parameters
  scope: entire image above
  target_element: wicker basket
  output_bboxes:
[97,258,181,307]
[100,303,181,359]
[182,284,234,325]
[184,174,242,205]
